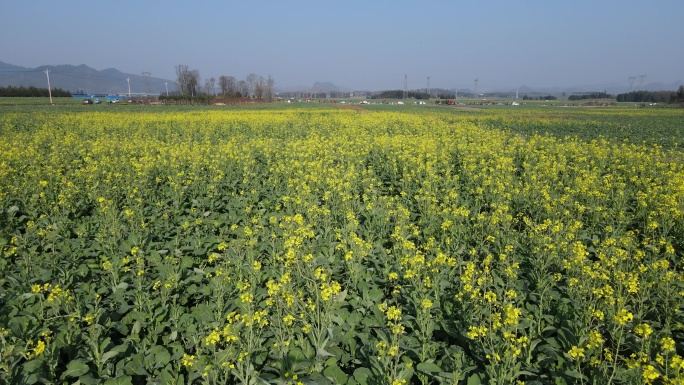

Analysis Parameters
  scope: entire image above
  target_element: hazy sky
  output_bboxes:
[2,0,682,90]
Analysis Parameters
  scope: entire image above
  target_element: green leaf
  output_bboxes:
[22,358,42,371]
[104,376,133,385]
[398,366,414,382]
[181,256,194,269]
[116,282,129,291]
[100,350,120,364]
[22,359,43,384]
[366,287,383,302]
[317,347,335,358]
[63,359,90,378]
[99,337,112,354]
[467,372,485,385]
[77,374,100,385]
[354,367,373,385]
[123,353,148,376]
[155,350,172,367]
[564,370,585,380]
[130,321,141,336]
[323,363,347,385]
[101,344,127,364]
[150,345,168,355]
[416,361,442,374]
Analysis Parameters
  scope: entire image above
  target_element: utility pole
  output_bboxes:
[126,77,131,100]
[45,69,53,104]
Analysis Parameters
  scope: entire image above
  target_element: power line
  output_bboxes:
[628,76,635,91]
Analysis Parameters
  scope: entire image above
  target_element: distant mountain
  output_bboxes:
[277,82,350,93]
[0,61,175,94]
[0,62,24,71]
[311,82,349,92]
[516,80,683,96]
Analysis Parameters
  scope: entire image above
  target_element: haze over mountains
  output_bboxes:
[0,61,172,95]
[0,61,682,96]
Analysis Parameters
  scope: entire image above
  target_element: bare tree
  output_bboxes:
[266,75,275,102]
[254,76,265,99]
[204,77,215,95]
[188,69,200,97]
[245,73,258,98]
[175,65,190,95]
[219,75,229,95]
[237,80,249,97]
[175,65,201,97]
[224,76,237,95]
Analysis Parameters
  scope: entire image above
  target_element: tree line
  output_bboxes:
[567,92,613,101]
[616,89,682,103]
[371,90,431,99]
[0,86,71,97]
[522,95,557,100]
[677,86,684,102]
[174,65,275,101]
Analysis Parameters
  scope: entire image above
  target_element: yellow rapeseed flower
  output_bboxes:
[568,346,585,360]
[614,309,633,326]
[181,353,196,368]
[642,365,660,383]
[634,323,653,339]
[385,306,401,321]
[661,337,676,352]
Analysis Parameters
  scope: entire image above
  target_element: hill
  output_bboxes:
[0,61,174,94]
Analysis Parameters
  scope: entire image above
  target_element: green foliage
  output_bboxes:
[567,92,612,101]
[0,85,71,97]
[616,90,675,103]
[676,86,684,102]
[371,90,431,99]
[523,94,557,100]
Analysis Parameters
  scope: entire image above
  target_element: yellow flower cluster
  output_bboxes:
[634,323,653,339]
[614,309,633,326]
[45,284,72,305]
[467,325,489,340]
[568,346,585,360]
[181,353,196,368]
[379,303,405,335]
[319,281,341,301]
[25,339,47,360]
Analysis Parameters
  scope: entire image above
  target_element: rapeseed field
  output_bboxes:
[0,107,682,384]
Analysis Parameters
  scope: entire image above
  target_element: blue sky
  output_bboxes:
[2,0,682,90]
